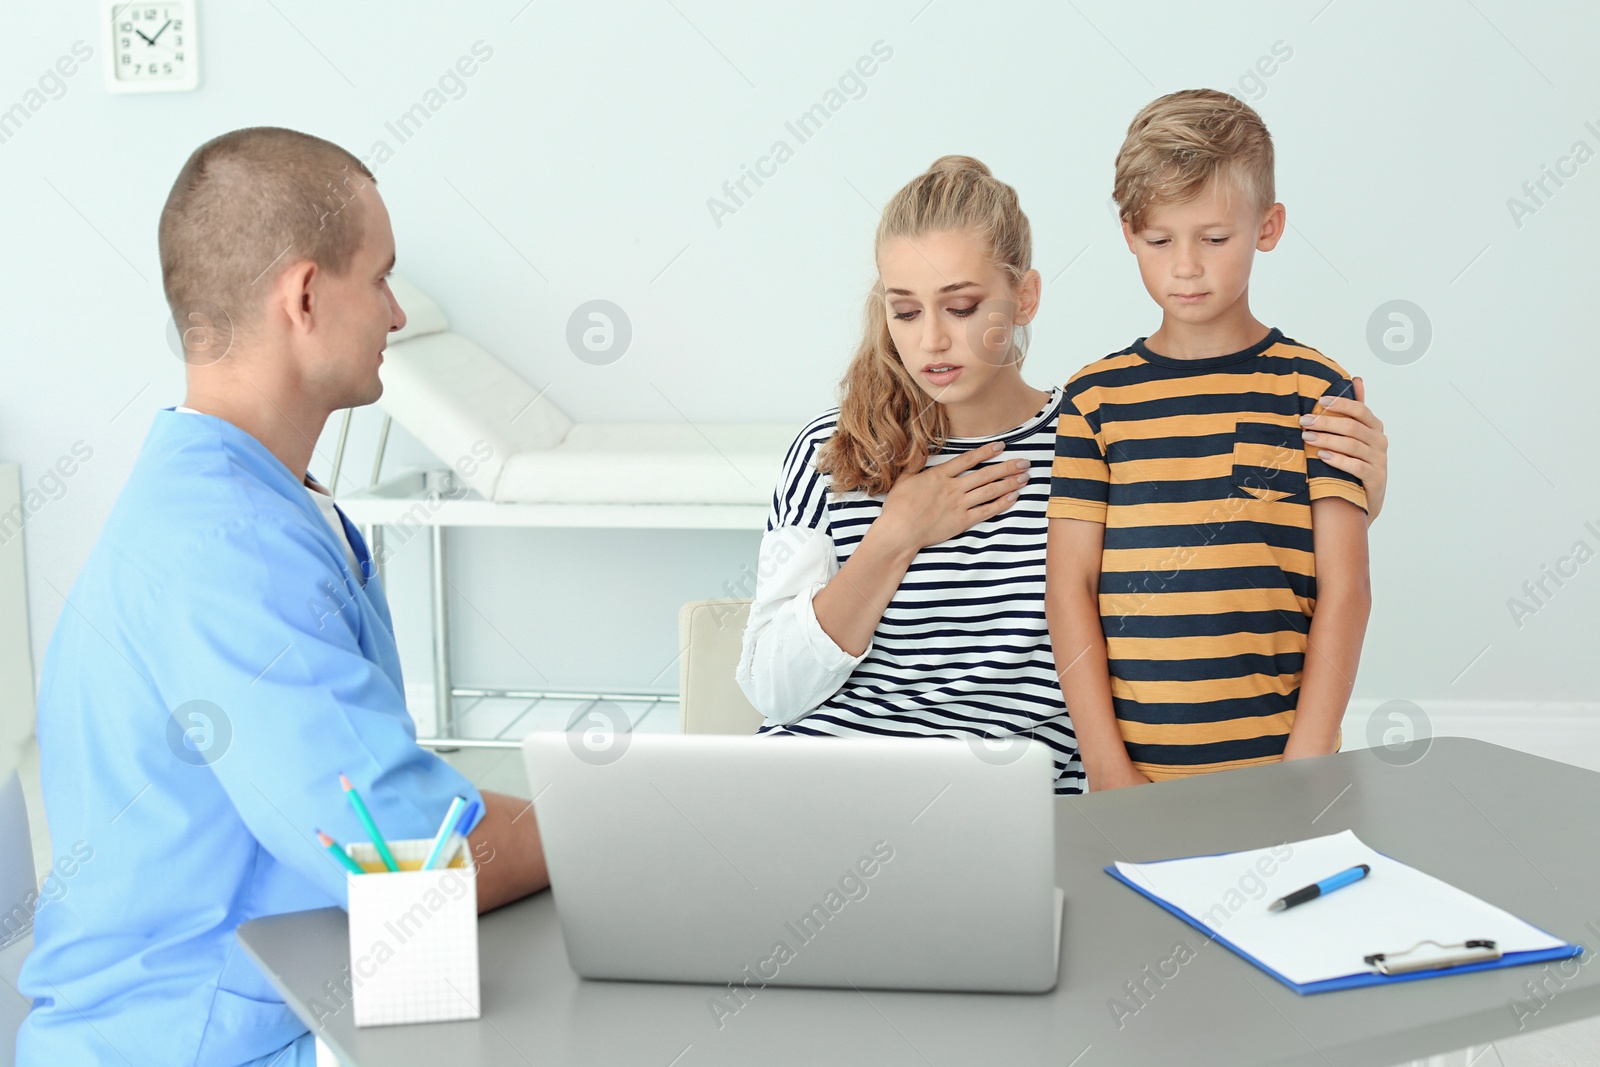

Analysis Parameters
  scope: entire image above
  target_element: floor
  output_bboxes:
[13,710,1600,1066]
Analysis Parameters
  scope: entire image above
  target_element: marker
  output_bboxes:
[339,773,399,872]
[427,800,481,871]
[316,830,367,876]
[1269,863,1371,912]
[455,800,480,836]
[421,796,468,871]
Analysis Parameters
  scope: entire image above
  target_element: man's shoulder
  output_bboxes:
[96,425,331,581]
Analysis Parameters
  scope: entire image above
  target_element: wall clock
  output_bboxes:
[103,2,199,93]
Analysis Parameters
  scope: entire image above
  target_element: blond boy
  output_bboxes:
[1045,89,1371,789]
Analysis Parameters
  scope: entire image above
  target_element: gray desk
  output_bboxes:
[238,738,1600,1066]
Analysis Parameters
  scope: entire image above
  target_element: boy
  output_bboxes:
[1045,89,1371,789]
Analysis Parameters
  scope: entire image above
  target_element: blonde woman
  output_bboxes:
[734,156,1388,794]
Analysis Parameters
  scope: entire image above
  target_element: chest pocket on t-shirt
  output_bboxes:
[1232,420,1308,503]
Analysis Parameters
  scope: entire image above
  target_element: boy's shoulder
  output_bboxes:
[1266,333,1353,380]
[1059,342,1147,405]
[1059,332,1355,404]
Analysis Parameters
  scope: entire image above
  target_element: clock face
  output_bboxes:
[112,4,190,83]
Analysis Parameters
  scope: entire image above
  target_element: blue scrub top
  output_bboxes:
[17,409,483,1066]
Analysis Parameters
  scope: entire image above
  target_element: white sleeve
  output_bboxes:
[735,524,870,726]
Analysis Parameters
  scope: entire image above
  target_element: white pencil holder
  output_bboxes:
[344,837,480,1027]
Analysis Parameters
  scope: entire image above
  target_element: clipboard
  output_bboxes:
[1364,939,1501,976]
[1106,831,1583,995]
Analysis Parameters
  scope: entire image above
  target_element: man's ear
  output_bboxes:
[269,260,320,336]
[1120,219,1138,253]
[1256,203,1287,252]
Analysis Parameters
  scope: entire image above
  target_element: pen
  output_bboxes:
[1269,863,1371,912]
[316,829,367,876]
[422,796,468,871]
[340,773,399,872]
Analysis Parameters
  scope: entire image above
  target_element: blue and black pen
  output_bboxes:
[1269,863,1371,912]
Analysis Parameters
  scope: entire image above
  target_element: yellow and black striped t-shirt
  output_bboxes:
[1046,329,1366,780]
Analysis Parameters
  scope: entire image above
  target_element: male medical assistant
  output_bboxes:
[16,408,482,1066]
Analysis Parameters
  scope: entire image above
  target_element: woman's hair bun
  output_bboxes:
[926,154,991,178]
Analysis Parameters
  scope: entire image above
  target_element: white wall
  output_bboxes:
[1,2,1595,733]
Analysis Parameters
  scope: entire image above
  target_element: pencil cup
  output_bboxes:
[345,837,480,1027]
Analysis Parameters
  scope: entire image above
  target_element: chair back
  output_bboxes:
[677,600,763,735]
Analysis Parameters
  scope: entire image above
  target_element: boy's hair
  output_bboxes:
[1113,89,1274,230]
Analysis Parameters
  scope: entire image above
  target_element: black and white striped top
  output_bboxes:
[741,388,1084,794]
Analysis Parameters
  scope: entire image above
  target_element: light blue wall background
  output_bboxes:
[1,1,1595,720]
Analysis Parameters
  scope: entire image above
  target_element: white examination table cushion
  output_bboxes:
[379,331,573,500]
[376,277,799,507]
[494,423,796,505]
[385,273,451,343]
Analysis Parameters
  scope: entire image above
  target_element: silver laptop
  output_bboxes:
[521,732,1063,994]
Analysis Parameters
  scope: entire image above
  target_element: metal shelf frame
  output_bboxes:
[329,412,759,749]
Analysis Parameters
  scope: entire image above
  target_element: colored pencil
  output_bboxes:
[316,829,367,876]
[339,773,399,872]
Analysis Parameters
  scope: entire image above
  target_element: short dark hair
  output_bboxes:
[158,127,375,346]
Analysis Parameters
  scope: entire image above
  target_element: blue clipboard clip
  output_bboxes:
[1364,939,1501,976]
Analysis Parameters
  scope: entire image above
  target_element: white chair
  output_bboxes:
[677,599,763,735]
[1,770,36,1067]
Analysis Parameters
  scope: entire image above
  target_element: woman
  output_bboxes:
[735,156,1388,794]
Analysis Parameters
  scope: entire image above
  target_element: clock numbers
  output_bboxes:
[113,5,190,83]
